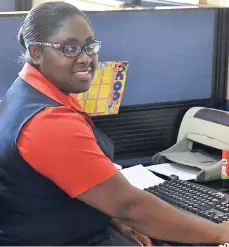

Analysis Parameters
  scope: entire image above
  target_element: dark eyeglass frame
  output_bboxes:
[28,40,101,58]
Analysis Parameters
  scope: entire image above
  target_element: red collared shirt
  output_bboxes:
[17,63,117,198]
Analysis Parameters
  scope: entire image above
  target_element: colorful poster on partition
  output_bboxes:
[76,61,129,116]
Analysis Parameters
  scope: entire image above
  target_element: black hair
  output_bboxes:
[18,1,90,63]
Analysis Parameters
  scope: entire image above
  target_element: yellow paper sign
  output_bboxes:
[77,61,128,116]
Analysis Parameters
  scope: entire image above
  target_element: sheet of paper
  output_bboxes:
[120,165,164,190]
[113,163,122,170]
[147,163,199,181]
[66,0,115,10]
[66,0,124,10]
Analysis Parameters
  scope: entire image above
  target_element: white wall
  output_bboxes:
[200,0,229,6]
[32,0,64,7]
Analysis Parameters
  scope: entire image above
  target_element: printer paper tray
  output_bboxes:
[162,151,219,170]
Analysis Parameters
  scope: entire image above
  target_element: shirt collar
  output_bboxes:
[19,62,82,110]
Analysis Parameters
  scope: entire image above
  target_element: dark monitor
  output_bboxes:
[130,0,142,5]
[123,0,142,6]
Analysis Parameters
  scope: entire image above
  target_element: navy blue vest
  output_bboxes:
[0,77,114,245]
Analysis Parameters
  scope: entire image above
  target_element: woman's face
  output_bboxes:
[31,15,98,94]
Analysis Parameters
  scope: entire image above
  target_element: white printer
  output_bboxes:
[152,107,229,182]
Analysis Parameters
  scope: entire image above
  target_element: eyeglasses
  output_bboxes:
[29,40,101,58]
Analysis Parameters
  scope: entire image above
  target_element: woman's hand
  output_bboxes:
[112,218,153,246]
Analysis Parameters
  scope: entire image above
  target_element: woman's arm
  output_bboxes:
[78,172,228,245]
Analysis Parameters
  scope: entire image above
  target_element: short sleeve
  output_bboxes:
[17,106,117,198]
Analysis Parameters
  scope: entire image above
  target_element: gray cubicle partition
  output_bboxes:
[0,7,224,166]
[0,0,15,11]
[89,9,215,106]
[0,0,32,12]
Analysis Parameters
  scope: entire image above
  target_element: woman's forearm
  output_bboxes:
[118,189,220,244]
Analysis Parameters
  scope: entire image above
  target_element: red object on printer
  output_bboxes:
[221,150,229,190]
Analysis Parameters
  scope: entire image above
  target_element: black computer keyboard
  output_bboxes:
[144,178,229,223]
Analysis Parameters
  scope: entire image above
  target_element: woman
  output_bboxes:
[0,1,229,246]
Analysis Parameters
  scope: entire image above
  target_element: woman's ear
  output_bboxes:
[28,45,42,64]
